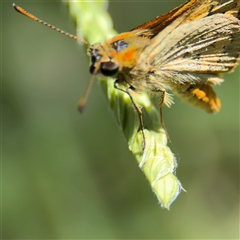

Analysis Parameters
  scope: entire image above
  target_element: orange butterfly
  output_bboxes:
[13,0,240,149]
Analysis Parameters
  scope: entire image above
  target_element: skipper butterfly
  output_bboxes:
[13,0,240,149]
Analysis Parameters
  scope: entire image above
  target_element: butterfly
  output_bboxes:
[13,0,240,149]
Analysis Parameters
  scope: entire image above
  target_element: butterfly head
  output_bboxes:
[88,43,120,77]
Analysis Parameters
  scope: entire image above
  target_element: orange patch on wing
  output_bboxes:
[191,85,221,113]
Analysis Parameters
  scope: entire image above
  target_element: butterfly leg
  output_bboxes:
[158,90,170,141]
[114,80,146,150]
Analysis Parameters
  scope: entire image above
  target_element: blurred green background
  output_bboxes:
[2,0,239,239]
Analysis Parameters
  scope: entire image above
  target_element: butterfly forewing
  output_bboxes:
[131,0,198,37]
[133,0,239,38]
[152,15,240,74]
[128,0,240,113]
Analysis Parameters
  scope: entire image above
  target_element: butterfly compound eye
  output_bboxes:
[100,61,119,76]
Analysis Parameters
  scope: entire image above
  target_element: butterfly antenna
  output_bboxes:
[77,75,95,112]
[77,62,102,112]
[12,3,89,45]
